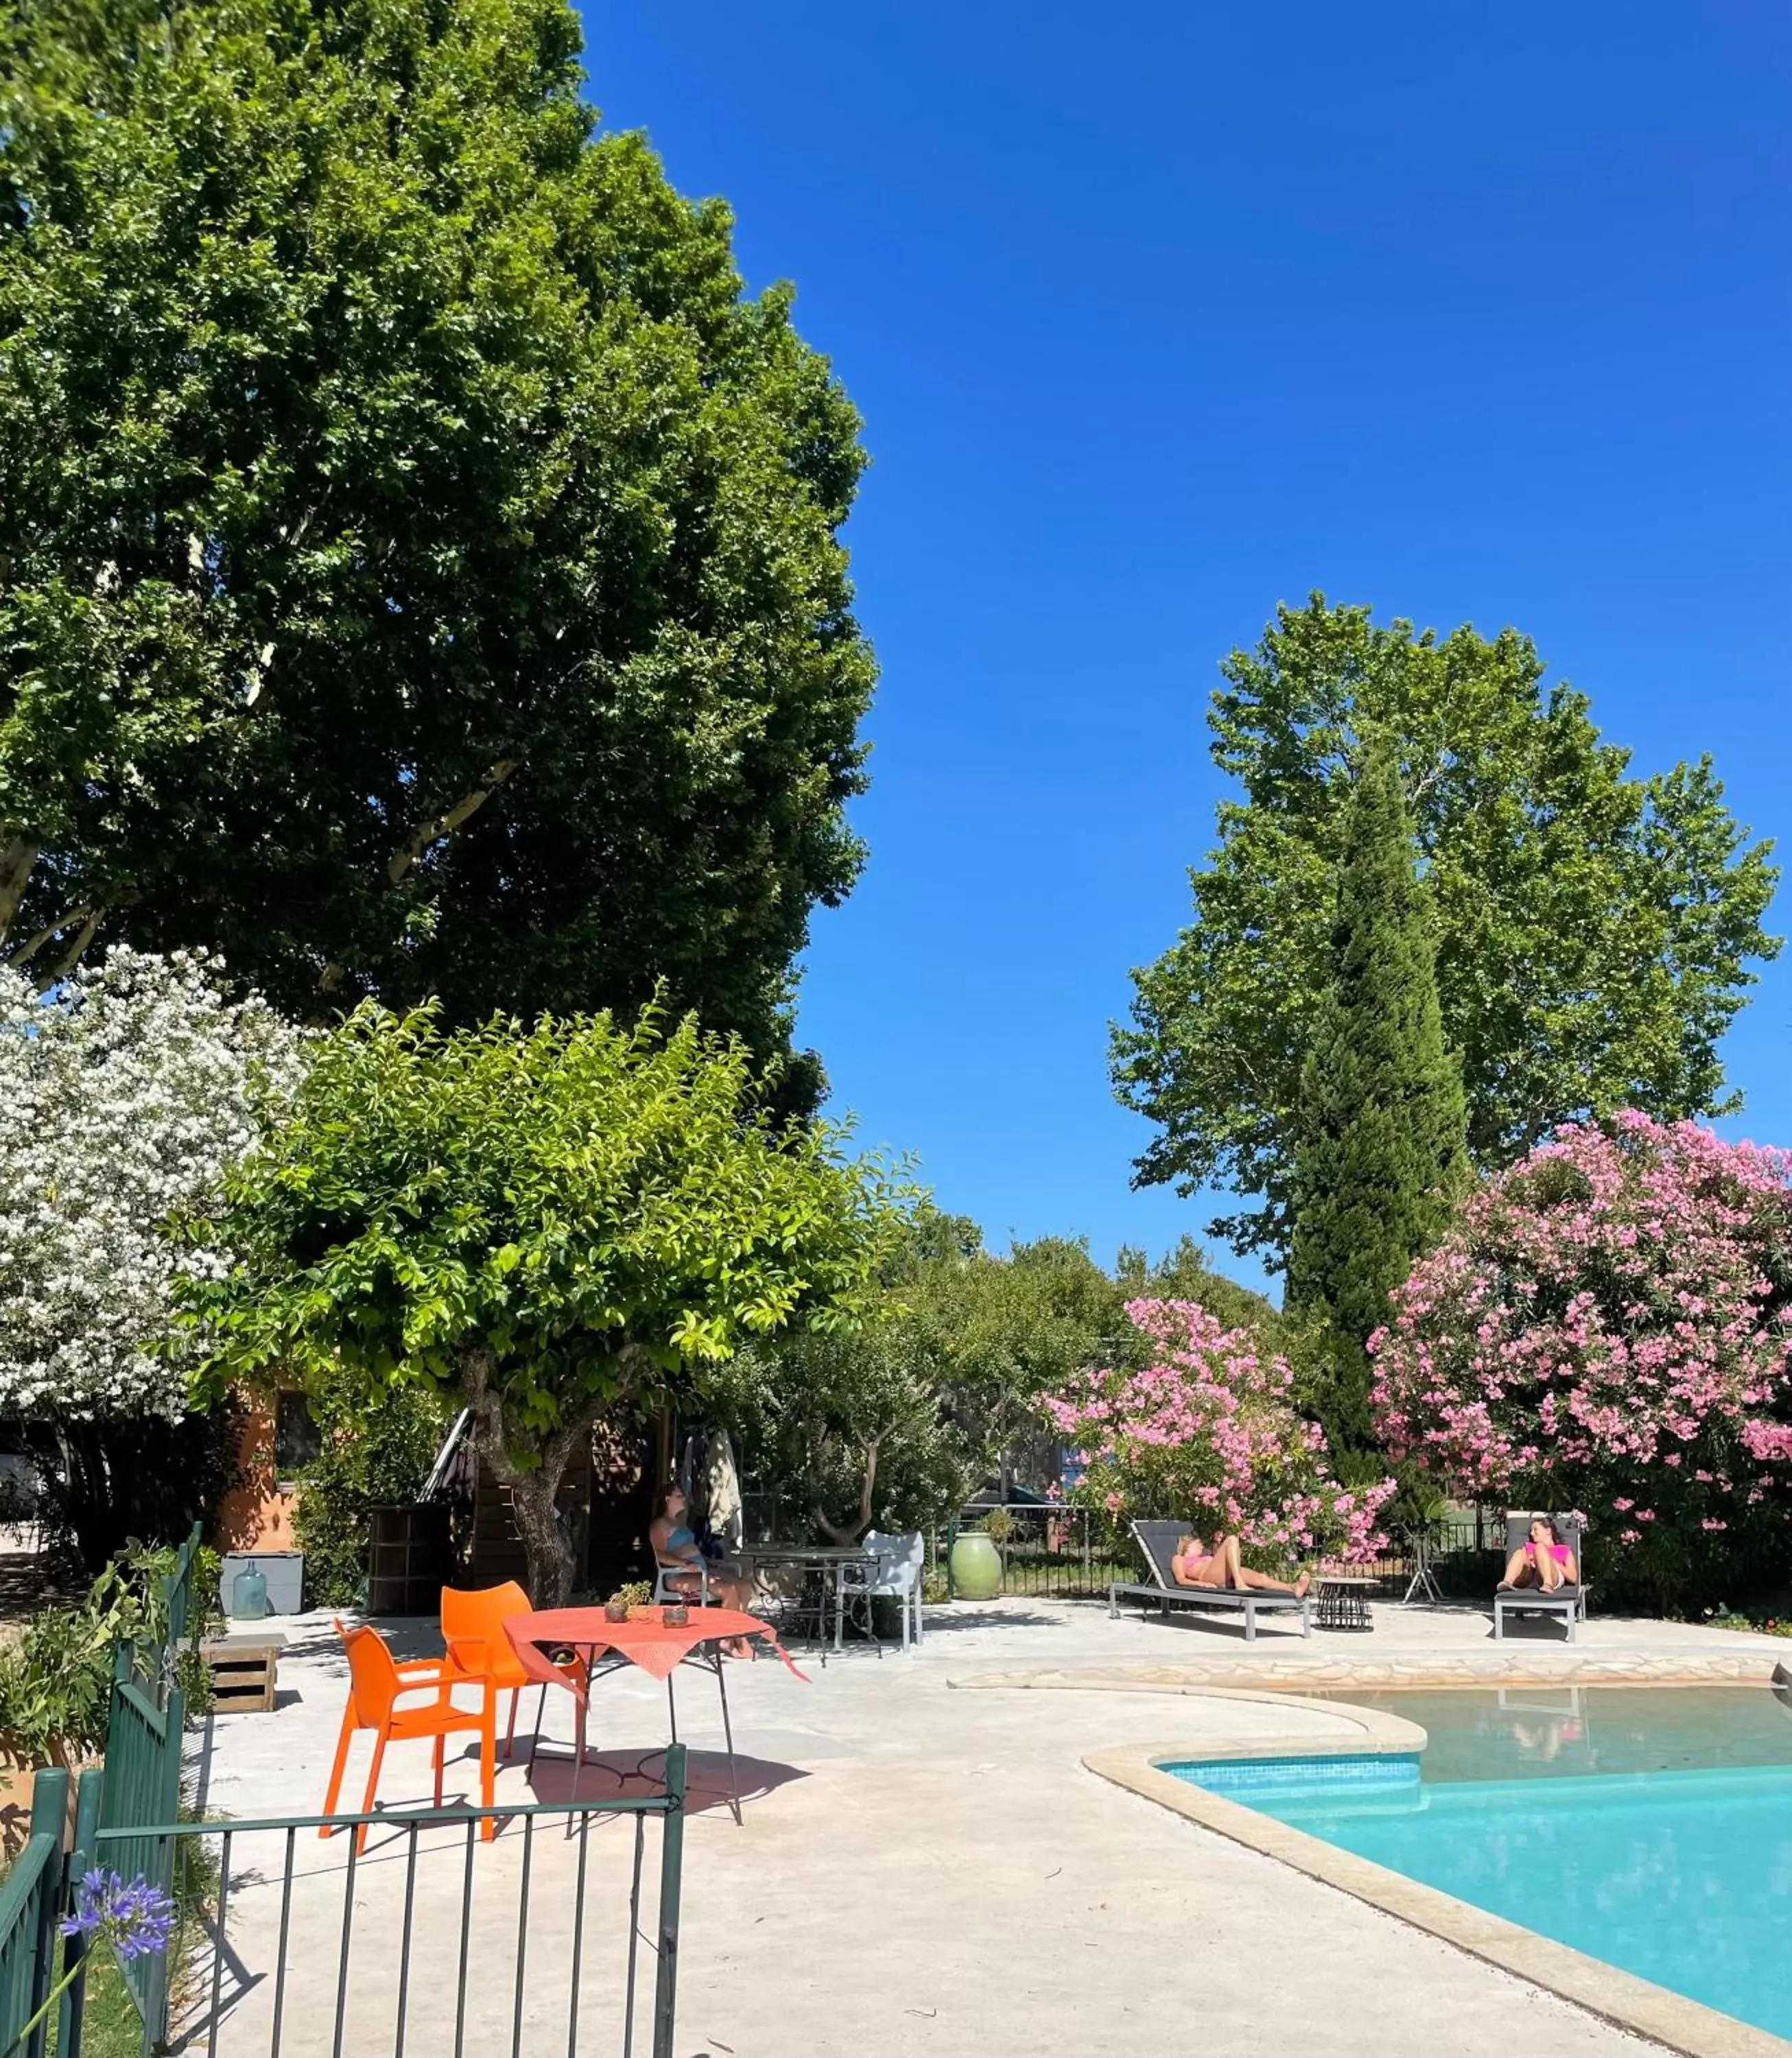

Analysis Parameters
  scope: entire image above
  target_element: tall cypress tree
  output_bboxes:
[1287,735,1467,1467]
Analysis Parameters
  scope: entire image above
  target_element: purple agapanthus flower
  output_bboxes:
[59,1869,177,1962]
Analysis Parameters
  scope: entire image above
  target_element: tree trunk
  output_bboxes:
[461,1346,604,1606]
[0,836,37,948]
[813,1434,880,1546]
[504,1463,577,1608]
[50,1421,122,1572]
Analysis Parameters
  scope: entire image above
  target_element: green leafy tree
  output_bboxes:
[1285,737,1467,1465]
[185,1003,902,1603]
[910,1231,1133,1491]
[1113,1234,1280,1341]
[1113,595,1779,1264]
[720,1318,967,1546]
[720,1217,1144,1539]
[0,0,873,1083]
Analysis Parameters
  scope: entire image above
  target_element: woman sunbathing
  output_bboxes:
[1171,1532,1311,1598]
[1502,1516,1579,1592]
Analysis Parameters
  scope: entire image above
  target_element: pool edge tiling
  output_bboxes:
[1086,1740,1792,2058]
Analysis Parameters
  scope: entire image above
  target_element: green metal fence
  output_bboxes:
[935,1504,1134,1601]
[60,1754,687,2058]
[937,1504,1509,1604]
[0,1771,71,2058]
[40,1522,688,2057]
[95,1522,200,2044]
[98,1639,185,2041]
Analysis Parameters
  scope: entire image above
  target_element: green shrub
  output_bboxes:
[25,1402,247,1576]
[290,1384,454,1607]
[0,1542,218,1762]
[1706,1611,1792,1638]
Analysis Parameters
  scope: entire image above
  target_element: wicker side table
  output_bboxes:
[1315,1576,1375,1632]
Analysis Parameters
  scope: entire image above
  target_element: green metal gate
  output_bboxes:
[0,1771,73,2058]
[29,1517,687,2057]
[97,1522,200,2044]
[58,1758,687,2058]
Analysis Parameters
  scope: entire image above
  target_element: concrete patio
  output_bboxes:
[185,1596,1792,2057]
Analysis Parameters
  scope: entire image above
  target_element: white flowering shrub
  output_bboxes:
[0,948,303,1419]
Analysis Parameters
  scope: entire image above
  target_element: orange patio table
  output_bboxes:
[505,1604,807,1823]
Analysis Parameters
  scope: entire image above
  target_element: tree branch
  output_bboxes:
[387,760,521,886]
[12,905,90,966]
[41,907,104,986]
[813,1432,882,1545]
[460,1340,641,1487]
[0,838,40,947]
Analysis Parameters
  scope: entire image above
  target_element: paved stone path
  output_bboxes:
[180,1597,1792,2055]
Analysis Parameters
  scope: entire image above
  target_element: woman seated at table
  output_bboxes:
[1171,1532,1311,1598]
[650,1487,756,1654]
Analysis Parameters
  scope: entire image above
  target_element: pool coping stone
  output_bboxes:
[954,1651,1791,1692]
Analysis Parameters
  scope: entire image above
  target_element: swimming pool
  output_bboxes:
[1168,1686,1792,2042]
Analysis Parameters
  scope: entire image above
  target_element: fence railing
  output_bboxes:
[93,1519,200,2044]
[10,1519,688,2057]
[57,1752,687,2058]
[0,1526,204,2058]
[162,1519,201,1651]
[0,1771,70,2058]
[99,1640,185,2040]
[934,1504,1508,1602]
[932,1503,1129,1601]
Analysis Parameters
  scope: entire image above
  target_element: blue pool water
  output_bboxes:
[1168,1687,1792,2040]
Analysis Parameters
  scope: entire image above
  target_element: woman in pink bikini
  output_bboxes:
[1502,1516,1579,1592]
[1170,1533,1311,1599]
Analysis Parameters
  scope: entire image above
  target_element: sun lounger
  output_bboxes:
[1494,1512,1590,1642]
[1107,1519,1312,1642]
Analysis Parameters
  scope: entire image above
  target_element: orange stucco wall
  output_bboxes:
[214,1394,300,1552]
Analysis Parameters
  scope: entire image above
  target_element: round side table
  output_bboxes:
[1316,1576,1376,1632]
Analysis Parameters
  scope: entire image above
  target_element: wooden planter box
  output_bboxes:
[201,1633,285,1714]
[0,1744,91,1856]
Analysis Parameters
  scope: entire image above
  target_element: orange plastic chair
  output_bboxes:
[441,1581,582,1762]
[321,1621,496,1849]
[440,1581,531,1757]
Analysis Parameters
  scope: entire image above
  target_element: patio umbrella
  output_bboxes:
[706,1430,743,1551]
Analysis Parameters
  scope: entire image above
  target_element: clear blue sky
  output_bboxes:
[587,5,1792,1300]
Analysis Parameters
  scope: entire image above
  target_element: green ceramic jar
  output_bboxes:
[950,1530,1002,1600]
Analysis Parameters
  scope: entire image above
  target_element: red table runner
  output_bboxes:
[506,1605,810,1684]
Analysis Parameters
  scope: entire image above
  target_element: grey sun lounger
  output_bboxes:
[1107,1519,1312,1642]
[1494,1512,1590,1642]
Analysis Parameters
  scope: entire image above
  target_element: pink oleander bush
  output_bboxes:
[1048,1299,1394,1569]
[1369,1113,1792,1610]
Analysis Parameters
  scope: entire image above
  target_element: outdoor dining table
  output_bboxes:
[739,1544,882,1657]
[504,1604,806,1824]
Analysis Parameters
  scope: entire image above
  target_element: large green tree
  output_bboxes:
[719,1217,1153,1541]
[1113,1233,1280,1340]
[1113,596,1779,1265]
[0,0,873,1077]
[1285,737,1467,1463]
[185,1003,903,1602]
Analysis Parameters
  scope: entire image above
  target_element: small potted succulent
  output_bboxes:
[606,1581,652,1623]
